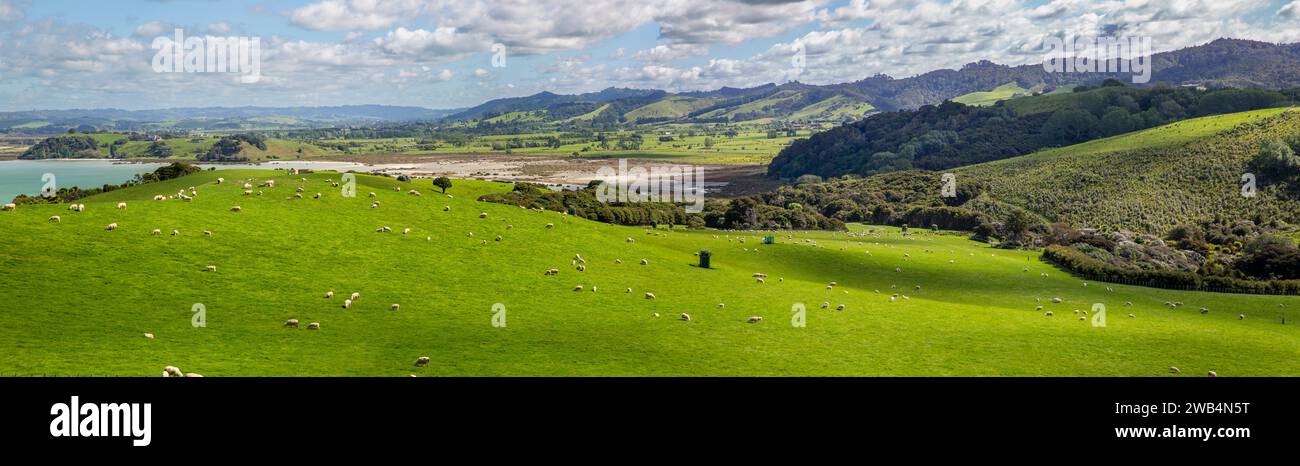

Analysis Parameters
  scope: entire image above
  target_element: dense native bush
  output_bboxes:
[19,135,99,159]
[1043,245,1300,294]
[769,85,1293,179]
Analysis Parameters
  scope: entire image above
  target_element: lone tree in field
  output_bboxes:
[432,177,453,193]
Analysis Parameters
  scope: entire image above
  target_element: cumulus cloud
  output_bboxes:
[1280,1,1300,20]
[288,0,425,31]
[372,27,486,58]
[436,68,453,81]
[633,43,709,63]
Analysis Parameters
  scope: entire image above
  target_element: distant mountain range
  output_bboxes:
[4,38,1298,136]
[0,105,464,135]
[442,38,1300,126]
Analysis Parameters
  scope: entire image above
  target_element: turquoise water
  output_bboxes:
[0,160,167,203]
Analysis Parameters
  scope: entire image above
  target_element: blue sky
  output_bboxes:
[0,0,1297,111]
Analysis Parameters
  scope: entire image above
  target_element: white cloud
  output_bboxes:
[0,0,24,22]
[632,43,709,63]
[288,0,425,31]
[436,68,453,81]
[473,68,491,79]
[1280,1,1300,20]
[372,27,486,58]
[206,22,232,34]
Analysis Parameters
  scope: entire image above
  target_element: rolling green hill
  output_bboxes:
[1,169,1297,376]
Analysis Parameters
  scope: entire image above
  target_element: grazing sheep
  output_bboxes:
[747,316,763,323]
[48,215,61,222]
[752,273,768,279]
[495,235,502,242]
[369,192,377,198]
[894,267,902,273]
[756,278,765,284]
[444,206,452,212]
[390,304,400,311]
[217,177,225,184]
[836,304,846,311]
[325,291,334,299]
[283,319,300,328]
[1169,367,1180,374]
[1044,311,1053,316]
[350,292,360,301]
[343,299,352,309]
[626,237,635,243]
[1207,371,1217,378]
[821,302,830,309]
[644,292,656,300]
[1,203,16,211]
[313,193,321,199]
[163,366,183,377]
[171,229,180,236]
[415,357,430,367]
[1125,301,1133,306]
[371,202,380,209]
[576,264,586,272]
[144,333,155,339]
[1199,307,1209,315]
[243,190,253,196]
[1051,298,1063,304]
[1128,314,1135,318]
[243,183,253,189]
[615,259,622,264]
[544,268,559,275]
[479,212,488,218]
[105,223,118,231]
[680,313,691,321]
[1239,313,1245,320]
[652,313,660,318]
[545,223,554,229]
[408,190,421,196]
[640,259,649,265]
[1035,306,1044,311]
[403,228,411,235]
[151,229,162,236]
[154,195,166,201]
[230,206,242,212]
[203,230,212,236]
[116,202,127,210]
[204,265,217,272]
[307,322,320,330]
[573,285,584,291]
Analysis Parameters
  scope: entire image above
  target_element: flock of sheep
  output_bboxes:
[6,171,1285,377]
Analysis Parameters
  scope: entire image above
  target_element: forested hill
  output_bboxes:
[767,84,1300,179]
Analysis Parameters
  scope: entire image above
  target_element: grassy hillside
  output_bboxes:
[952,82,1031,107]
[958,108,1300,233]
[1,170,1297,376]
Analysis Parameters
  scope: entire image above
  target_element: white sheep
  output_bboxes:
[390,304,400,311]
[546,223,554,229]
[48,215,61,222]
[479,212,488,218]
[644,292,656,300]
[680,313,692,321]
[415,356,430,367]
[217,177,225,184]
[1169,367,1180,374]
[283,319,300,328]
[640,259,649,265]
[230,206,242,212]
[151,229,162,236]
[204,265,217,272]
[1207,371,1217,377]
[171,229,180,236]
[163,366,183,377]
[573,285,584,291]
[747,316,763,323]
[342,299,352,309]
[144,333,155,339]
[350,292,360,301]
[105,223,118,231]
[836,304,846,311]
[117,202,127,210]
[203,230,212,236]
[544,268,559,276]
[325,291,334,299]
[307,322,320,330]
[154,195,165,201]
[756,277,765,284]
